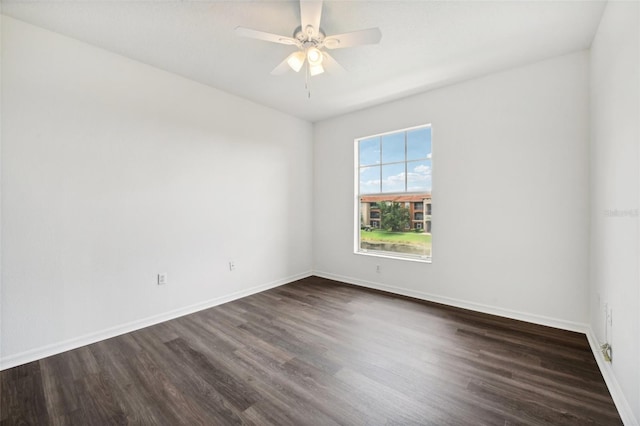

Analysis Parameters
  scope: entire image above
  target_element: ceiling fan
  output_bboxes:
[235,0,381,88]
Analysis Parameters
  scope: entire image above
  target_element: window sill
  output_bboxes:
[354,250,432,263]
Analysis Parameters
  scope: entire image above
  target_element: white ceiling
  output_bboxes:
[2,0,606,122]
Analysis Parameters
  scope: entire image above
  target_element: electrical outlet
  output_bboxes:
[229,261,236,271]
[157,273,168,285]
[376,265,381,273]
[601,343,612,362]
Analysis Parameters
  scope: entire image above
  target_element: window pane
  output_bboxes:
[407,160,431,192]
[359,166,380,194]
[381,163,405,193]
[407,127,431,161]
[359,194,432,257]
[359,137,380,166]
[381,133,404,164]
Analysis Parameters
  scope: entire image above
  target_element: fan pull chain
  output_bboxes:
[305,62,312,98]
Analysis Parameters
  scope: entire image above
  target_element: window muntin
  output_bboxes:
[356,125,432,261]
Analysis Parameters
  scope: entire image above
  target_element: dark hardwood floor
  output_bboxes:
[1,276,622,425]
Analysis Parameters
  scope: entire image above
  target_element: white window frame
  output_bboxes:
[354,124,432,263]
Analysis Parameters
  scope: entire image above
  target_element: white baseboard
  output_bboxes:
[0,271,312,371]
[313,270,589,333]
[585,328,639,426]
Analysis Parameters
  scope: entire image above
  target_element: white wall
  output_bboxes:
[590,1,640,423]
[0,16,313,368]
[0,8,3,365]
[314,51,590,330]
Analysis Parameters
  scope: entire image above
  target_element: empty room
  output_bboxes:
[1,0,639,424]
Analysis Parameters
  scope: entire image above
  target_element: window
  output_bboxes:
[356,125,432,261]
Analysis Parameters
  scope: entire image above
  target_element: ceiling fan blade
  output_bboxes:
[322,52,346,74]
[300,1,323,38]
[271,52,305,75]
[324,27,382,49]
[271,57,292,76]
[235,26,297,46]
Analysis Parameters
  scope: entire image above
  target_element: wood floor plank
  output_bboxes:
[231,347,343,425]
[87,338,172,424]
[1,276,623,425]
[0,362,50,425]
[73,372,126,425]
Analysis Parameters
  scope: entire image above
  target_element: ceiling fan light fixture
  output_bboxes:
[287,51,306,72]
[309,63,325,76]
[306,47,323,66]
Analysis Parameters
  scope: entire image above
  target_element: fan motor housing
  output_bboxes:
[293,25,325,44]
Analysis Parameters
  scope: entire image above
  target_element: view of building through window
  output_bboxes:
[356,125,432,260]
